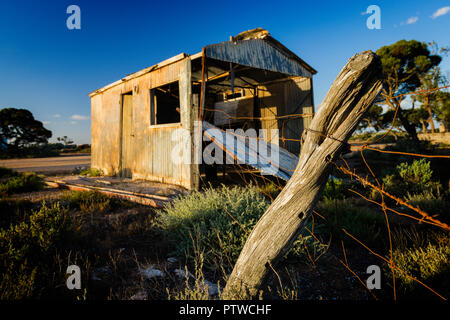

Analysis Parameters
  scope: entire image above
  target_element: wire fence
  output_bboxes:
[198,82,450,300]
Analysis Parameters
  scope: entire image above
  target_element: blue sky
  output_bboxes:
[1,0,449,144]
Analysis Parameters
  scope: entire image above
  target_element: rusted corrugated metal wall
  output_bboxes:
[90,57,196,189]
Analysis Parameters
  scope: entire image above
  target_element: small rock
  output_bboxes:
[95,266,112,274]
[205,280,219,296]
[174,268,193,279]
[91,273,102,281]
[167,257,178,268]
[140,266,166,279]
[130,290,147,300]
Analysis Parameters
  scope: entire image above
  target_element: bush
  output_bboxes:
[256,182,281,200]
[391,238,450,297]
[316,199,386,247]
[0,144,59,159]
[397,159,433,191]
[0,202,72,299]
[350,131,399,143]
[322,177,347,200]
[62,191,113,214]
[405,191,449,220]
[0,167,17,179]
[378,159,441,199]
[0,198,34,230]
[155,185,270,274]
[0,172,45,195]
[79,168,103,177]
[385,136,434,154]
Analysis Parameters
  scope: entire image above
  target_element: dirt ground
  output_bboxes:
[7,186,371,300]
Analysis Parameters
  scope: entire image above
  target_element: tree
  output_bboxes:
[407,100,430,133]
[376,40,442,142]
[415,43,450,133]
[434,90,450,131]
[0,108,52,152]
[57,136,74,146]
[358,104,385,132]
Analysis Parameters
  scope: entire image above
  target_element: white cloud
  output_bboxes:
[53,114,61,118]
[71,121,78,125]
[71,114,90,120]
[406,16,419,24]
[431,6,450,19]
[42,121,51,125]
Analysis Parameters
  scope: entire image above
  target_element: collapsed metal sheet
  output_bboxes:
[203,121,298,181]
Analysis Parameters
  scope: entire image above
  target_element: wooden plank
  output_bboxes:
[45,180,167,208]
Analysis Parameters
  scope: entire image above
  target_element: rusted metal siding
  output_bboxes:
[205,39,313,78]
[121,93,133,177]
[90,58,194,189]
[91,93,122,175]
[145,124,184,185]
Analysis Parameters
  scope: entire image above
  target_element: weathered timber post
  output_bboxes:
[223,51,384,299]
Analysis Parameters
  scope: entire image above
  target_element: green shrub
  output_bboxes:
[0,172,45,195]
[385,136,434,154]
[0,144,59,159]
[0,202,72,299]
[391,239,450,297]
[62,191,112,214]
[156,185,331,276]
[257,182,281,200]
[288,234,329,264]
[350,131,399,143]
[378,159,441,199]
[0,167,18,179]
[316,199,386,247]
[0,198,34,230]
[397,159,433,191]
[79,168,103,177]
[155,185,270,274]
[405,191,449,219]
[322,178,347,200]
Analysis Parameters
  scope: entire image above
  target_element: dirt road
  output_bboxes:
[0,154,91,174]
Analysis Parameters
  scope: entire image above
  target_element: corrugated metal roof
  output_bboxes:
[89,29,316,97]
[205,38,313,78]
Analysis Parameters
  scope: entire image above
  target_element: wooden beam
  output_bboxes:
[223,51,383,299]
[46,180,168,208]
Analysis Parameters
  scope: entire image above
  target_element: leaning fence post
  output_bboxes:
[223,51,384,299]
